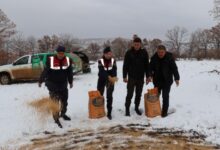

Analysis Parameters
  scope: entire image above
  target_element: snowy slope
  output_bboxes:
[1,60,220,147]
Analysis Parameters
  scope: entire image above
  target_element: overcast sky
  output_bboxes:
[0,0,216,40]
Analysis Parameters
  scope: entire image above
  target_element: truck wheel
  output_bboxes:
[0,74,11,85]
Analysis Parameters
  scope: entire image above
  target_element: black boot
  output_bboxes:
[107,109,112,120]
[161,111,168,118]
[53,113,63,128]
[107,113,112,120]
[125,107,130,116]
[135,106,142,116]
[55,119,63,128]
[161,108,168,118]
[62,114,71,121]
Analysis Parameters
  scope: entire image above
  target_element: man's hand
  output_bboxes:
[38,82,42,88]
[146,77,152,85]
[123,78,128,83]
[108,76,118,85]
[70,83,73,89]
[175,80,180,87]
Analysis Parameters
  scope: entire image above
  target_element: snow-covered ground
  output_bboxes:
[1,60,220,148]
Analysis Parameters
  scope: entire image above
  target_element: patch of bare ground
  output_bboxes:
[15,124,220,150]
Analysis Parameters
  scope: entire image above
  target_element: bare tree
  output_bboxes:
[0,37,4,50]
[51,35,59,50]
[198,29,212,58]
[188,31,200,58]
[87,43,101,60]
[166,26,188,57]
[0,50,9,65]
[212,0,220,21]
[59,34,80,52]
[148,38,162,57]
[103,40,111,48]
[111,37,131,60]
[27,36,37,53]
[0,9,16,49]
[142,38,148,47]
[38,35,52,52]
[210,23,220,50]
[188,29,212,59]
[8,33,29,57]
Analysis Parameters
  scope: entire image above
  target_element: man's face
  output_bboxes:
[104,51,113,59]
[157,49,166,59]
[133,42,141,50]
[57,52,65,59]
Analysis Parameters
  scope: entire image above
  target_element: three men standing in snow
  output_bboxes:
[99,37,180,120]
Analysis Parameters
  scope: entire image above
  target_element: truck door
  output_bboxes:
[11,55,33,79]
[31,55,44,79]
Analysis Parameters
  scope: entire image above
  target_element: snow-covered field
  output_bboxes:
[1,60,220,148]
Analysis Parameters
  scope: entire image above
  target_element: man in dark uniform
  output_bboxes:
[148,45,180,117]
[123,37,149,116]
[97,47,117,120]
[38,45,73,128]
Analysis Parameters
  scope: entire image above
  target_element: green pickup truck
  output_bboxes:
[0,52,91,85]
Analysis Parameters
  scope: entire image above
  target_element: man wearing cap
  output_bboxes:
[97,47,117,120]
[123,37,149,116]
[38,45,73,128]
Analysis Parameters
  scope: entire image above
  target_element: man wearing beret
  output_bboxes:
[39,45,73,128]
[97,47,117,120]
